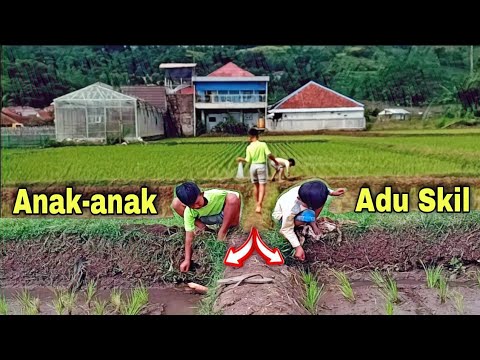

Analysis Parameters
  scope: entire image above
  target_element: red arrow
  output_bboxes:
[224,227,284,267]
[223,228,255,267]
[253,228,284,265]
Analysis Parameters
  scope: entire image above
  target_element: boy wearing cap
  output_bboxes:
[237,127,279,214]
[272,180,345,261]
[172,182,241,272]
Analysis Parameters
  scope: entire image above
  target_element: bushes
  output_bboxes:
[211,117,248,135]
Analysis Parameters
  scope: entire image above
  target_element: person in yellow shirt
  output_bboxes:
[172,182,241,272]
[237,127,279,214]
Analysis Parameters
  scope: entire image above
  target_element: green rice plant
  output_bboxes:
[451,290,464,314]
[110,288,123,314]
[301,271,325,315]
[121,285,149,315]
[16,289,40,315]
[371,270,400,307]
[61,291,77,315]
[331,270,355,303]
[437,275,449,304]
[92,299,108,315]
[51,288,66,315]
[385,300,394,315]
[384,274,399,304]
[420,261,443,288]
[0,295,8,315]
[370,270,385,289]
[85,279,97,308]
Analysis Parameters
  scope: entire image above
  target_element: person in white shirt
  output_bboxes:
[272,180,345,261]
[269,157,295,182]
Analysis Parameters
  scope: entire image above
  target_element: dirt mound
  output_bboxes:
[306,227,480,271]
[213,236,308,315]
[1,225,211,288]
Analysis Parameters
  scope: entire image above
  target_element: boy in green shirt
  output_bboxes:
[172,182,241,272]
[237,127,279,214]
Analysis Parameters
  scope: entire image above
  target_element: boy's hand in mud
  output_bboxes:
[180,259,191,272]
[294,246,305,261]
[330,188,346,197]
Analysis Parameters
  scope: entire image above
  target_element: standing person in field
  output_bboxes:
[237,127,279,214]
[172,182,241,272]
[270,157,296,182]
[272,180,345,261]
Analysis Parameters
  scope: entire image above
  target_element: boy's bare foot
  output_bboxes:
[255,205,262,213]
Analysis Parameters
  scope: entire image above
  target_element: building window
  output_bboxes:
[209,117,216,122]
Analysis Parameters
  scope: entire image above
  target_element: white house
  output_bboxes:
[268,81,365,131]
[378,108,411,121]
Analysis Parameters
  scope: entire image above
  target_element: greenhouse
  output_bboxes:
[54,82,164,142]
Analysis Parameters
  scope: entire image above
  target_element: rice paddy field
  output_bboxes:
[2,130,479,186]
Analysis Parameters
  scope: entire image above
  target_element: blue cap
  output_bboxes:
[176,182,201,207]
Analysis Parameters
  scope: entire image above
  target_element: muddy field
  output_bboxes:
[0,286,201,315]
[316,270,480,315]
[2,218,479,315]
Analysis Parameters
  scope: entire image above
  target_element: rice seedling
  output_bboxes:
[301,271,325,315]
[51,288,66,315]
[110,288,123,313]
[384,274,399,304]
[121,285,150,315]
[331,270,355,303]
[385,300,394,315]
[85,280,97,308]
[370,270,385,289]
[16,289,40,315]
[437,275,449,304]
[61,291,77,315]
[92,299,108,315]
[0,295,8,315]
[451,291,464,314]
[420,261,443,288]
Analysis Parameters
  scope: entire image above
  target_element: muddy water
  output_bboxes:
[0,286,202,315]
[316,270,480,315]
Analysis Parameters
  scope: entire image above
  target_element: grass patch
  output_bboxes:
[197,234,228,315]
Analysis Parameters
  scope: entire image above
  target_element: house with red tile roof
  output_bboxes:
[193,62,269,133]
[268,81,365,131]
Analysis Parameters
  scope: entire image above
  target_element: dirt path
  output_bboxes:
[213,235,308,315]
